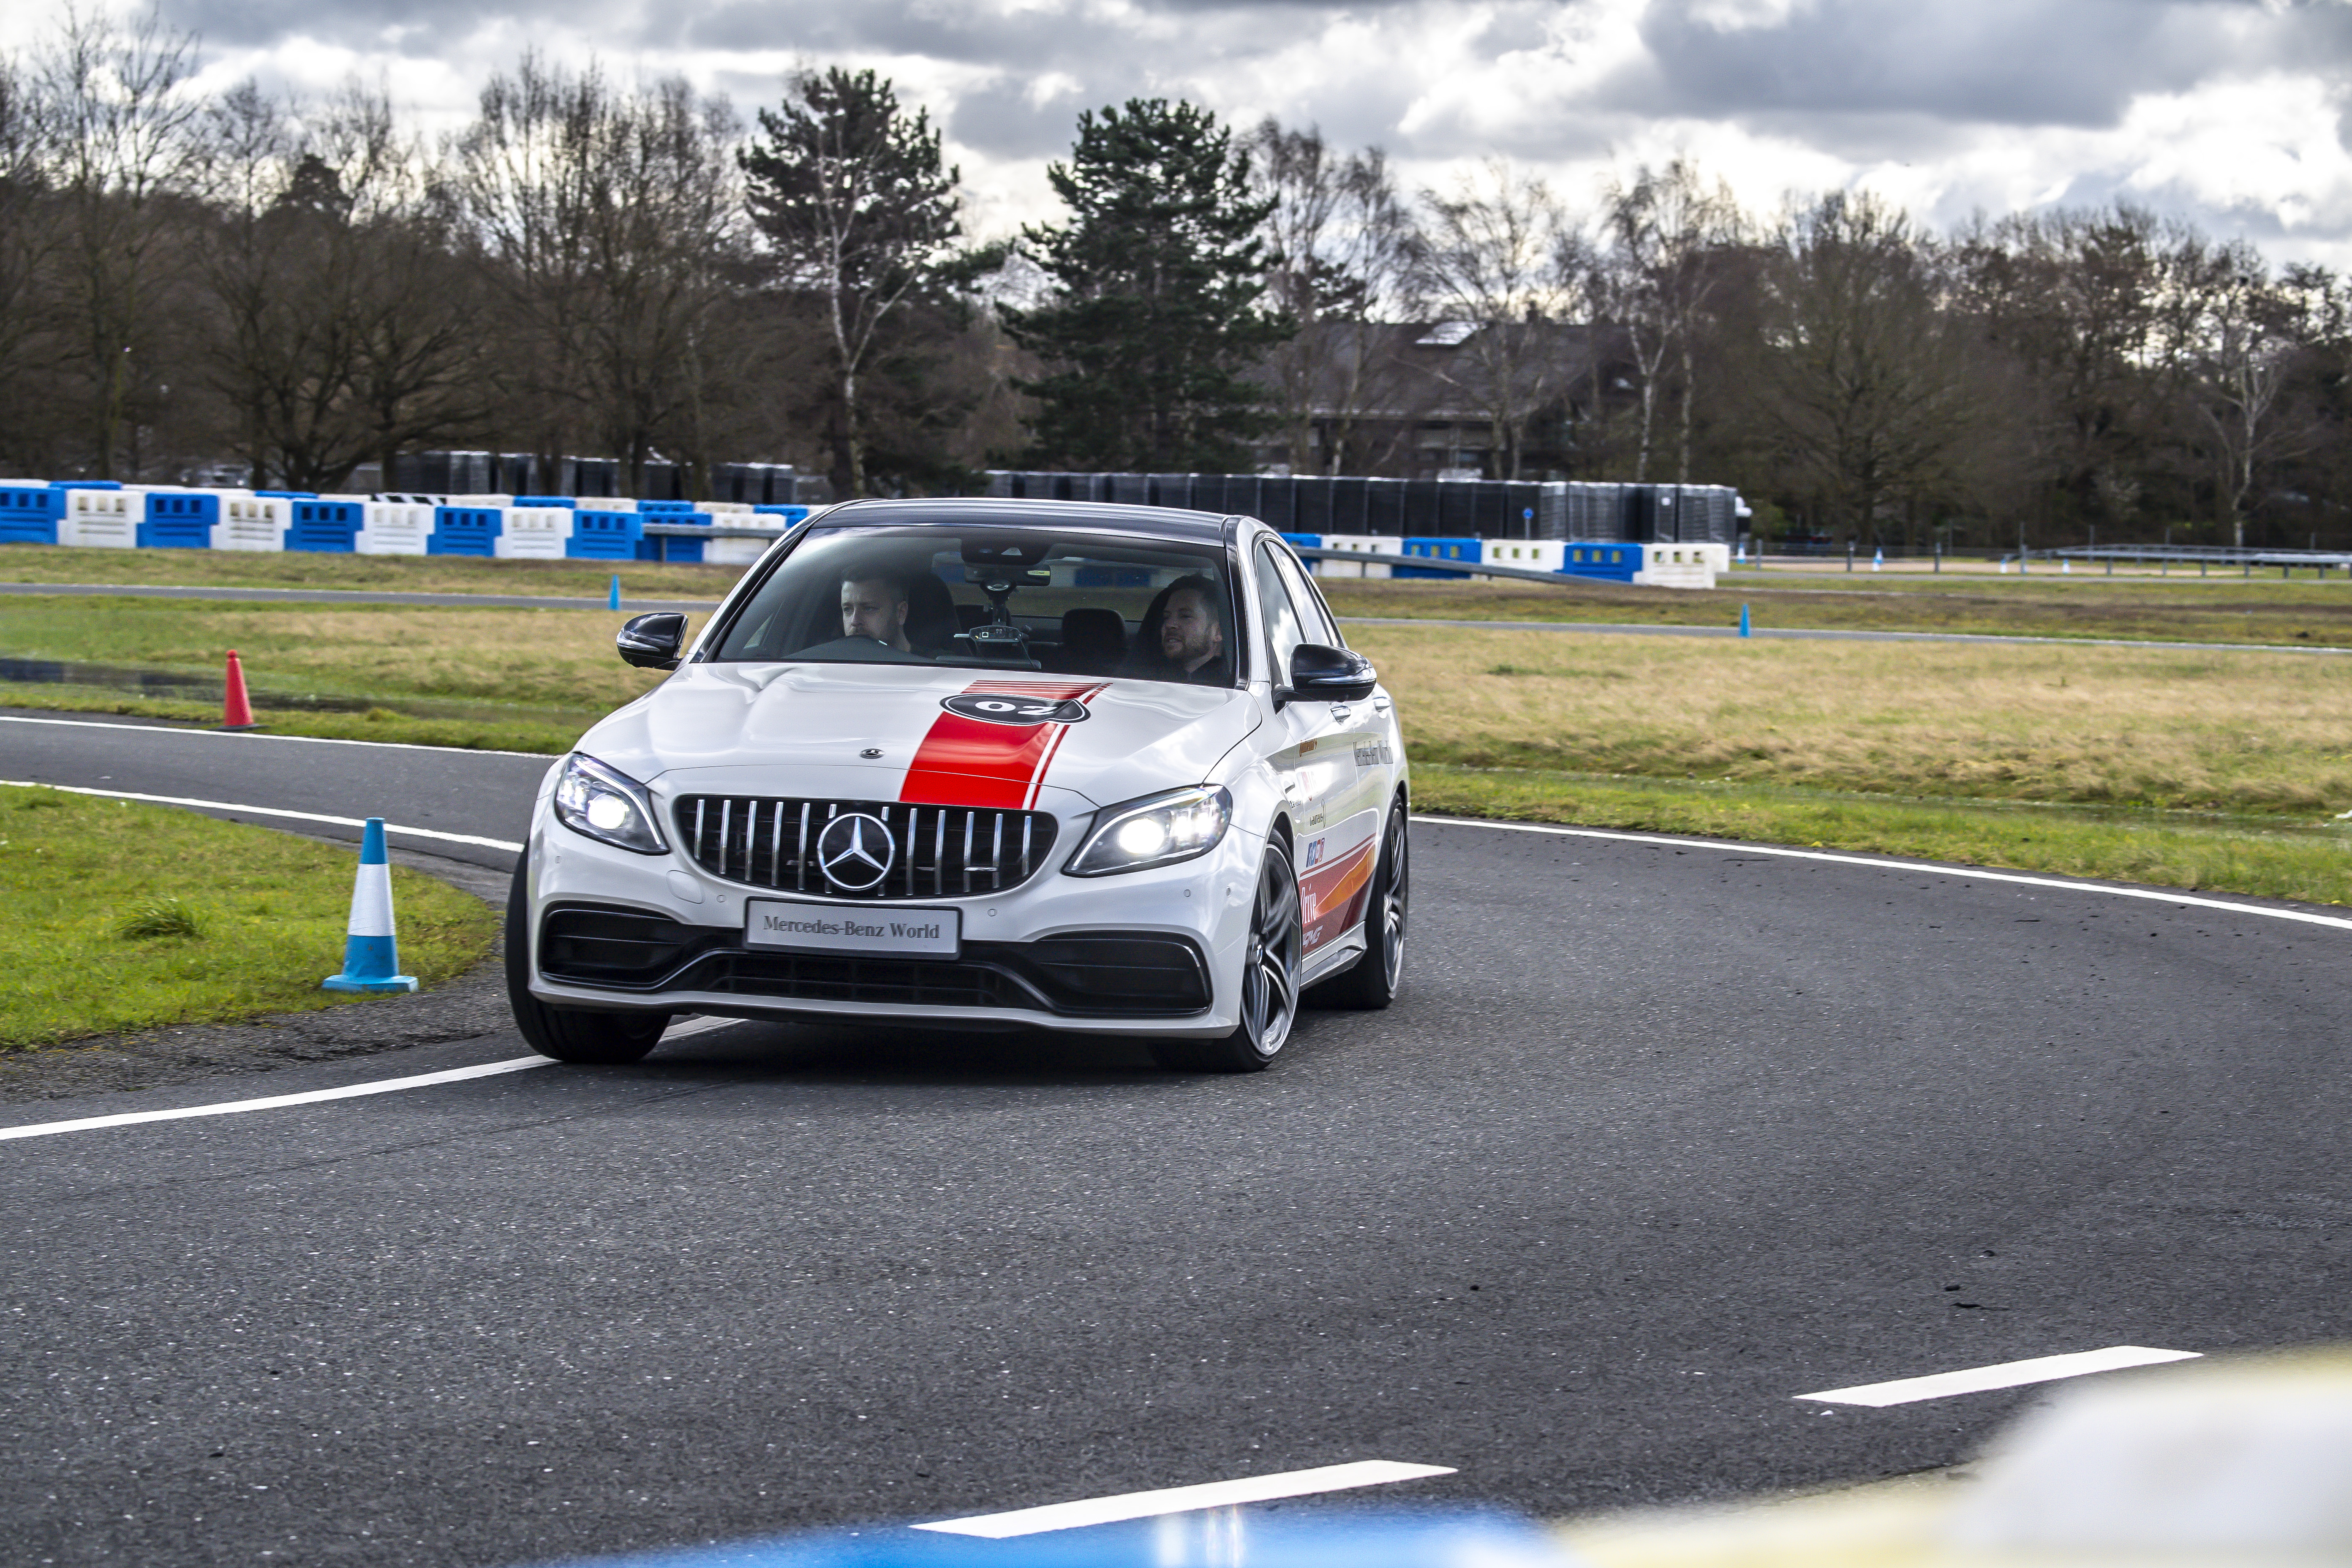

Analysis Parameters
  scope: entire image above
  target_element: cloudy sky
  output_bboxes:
[14,0,2352,263]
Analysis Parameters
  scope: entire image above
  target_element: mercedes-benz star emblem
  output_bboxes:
[815,812,896,892]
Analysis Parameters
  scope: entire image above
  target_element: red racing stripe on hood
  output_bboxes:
[898,679,1107,810]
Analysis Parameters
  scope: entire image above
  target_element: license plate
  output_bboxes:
[743,899,961,958]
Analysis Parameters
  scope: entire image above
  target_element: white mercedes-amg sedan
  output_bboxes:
[505,498,1408,1071]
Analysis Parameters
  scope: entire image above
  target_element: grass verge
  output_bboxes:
[1320,572,2352,647]
[5,686,585,753]
[0,542,746,600]
[0,593,656,749]
[1414,764,2352,907]
[0,786,499,1048]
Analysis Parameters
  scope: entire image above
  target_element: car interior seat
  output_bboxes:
[903,572,959,656]
[1057,607,1127,675]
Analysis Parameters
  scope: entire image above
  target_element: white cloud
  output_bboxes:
[10,0,2352,264]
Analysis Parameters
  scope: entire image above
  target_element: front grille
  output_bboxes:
[675,950,1021,1010]
[674,797,1059,900]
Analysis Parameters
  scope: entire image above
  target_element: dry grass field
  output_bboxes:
[1353,625,2352,817]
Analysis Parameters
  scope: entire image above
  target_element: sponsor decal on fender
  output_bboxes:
[900,679,1106,811]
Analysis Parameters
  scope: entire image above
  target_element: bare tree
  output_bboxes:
[2173,240,2310,547]
[39,3,202,476]
[192,79,481,490]
[0,52,65,470]
[1601,157,1744,482]
[450,57,745,495]
[1752,191,1979,542]
[1410,160,1585,479]
[1247,119,1418,474]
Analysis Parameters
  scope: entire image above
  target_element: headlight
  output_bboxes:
[551,753,668,855]
[1065,786,1232,877]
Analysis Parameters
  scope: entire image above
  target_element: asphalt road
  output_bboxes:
[4,716,2350,1566]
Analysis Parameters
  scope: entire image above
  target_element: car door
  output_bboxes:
[1251,538,1363,964]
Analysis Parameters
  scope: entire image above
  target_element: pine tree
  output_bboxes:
[1006,99,1290,473]
[741,68,961,498]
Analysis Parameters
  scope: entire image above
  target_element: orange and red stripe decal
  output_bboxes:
[899,679,1107,810]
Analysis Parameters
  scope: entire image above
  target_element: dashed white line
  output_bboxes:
[1796,1346,2203,1407]
[0,1056,552,1142]
[913,1461,1458,1538]
[0,713,553,758]
[0,779,525,853]
[1413,814,2352,933]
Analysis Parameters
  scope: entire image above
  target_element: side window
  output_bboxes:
[1254,544,1309,686]
[1271,548,1338,647]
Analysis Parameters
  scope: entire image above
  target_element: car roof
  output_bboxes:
[819,497,1237,544]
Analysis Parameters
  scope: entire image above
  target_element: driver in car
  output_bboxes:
[1125,575,1230,685]
[841,570,915,654]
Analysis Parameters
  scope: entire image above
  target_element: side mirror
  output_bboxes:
[1283,643,1377,705]
[617,612,688,670]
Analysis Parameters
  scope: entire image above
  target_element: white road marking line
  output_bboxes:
[0,779,524,853]
[1414,813,2352,933]
[0,713,551,759]
[0,1057,552,1143]
[1796,1346,2203,1407]
[913,1461,1457,1539]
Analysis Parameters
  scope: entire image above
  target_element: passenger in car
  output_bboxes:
[1122,575,1232,685]
[841,570,915,654]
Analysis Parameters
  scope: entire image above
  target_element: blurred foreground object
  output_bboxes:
[1560,1348,2352,1567]
[559,1508,1571,1567]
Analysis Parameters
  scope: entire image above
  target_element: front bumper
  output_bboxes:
[523,800,1261,1038]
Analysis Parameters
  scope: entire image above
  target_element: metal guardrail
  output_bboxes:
[1290,547,1603,588]
[2034,545,2352,569]
[639,523,789,541]
[632,532,1625,588]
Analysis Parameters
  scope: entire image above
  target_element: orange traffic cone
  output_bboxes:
[220,650,258,731]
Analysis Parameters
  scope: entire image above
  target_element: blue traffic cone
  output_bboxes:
[1739,602,1751,638]
[1872,547,1884,571]
[608,574,622,610]
[323,818,417,994]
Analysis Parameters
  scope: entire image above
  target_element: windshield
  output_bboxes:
[708,525,1241,686]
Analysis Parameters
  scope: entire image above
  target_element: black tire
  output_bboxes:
[1153,840,1303,1073]
[1306,800,1408,1010]
[504,861,668,1064]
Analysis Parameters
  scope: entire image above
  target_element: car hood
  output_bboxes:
[578,662,1260,811]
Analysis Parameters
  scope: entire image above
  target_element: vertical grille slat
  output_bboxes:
[673,795,1057,901]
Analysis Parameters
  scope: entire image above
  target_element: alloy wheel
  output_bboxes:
[1240,849,1303,1059]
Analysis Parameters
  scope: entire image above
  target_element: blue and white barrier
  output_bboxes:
[0,483,60,542]
[355,501,435,555]
[1397,536,1482,579]
[58,485,142,547]
[211,494,293,552]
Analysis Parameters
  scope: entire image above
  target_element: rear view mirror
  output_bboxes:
[616,612,688,670]
[1284,643,1377,704]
